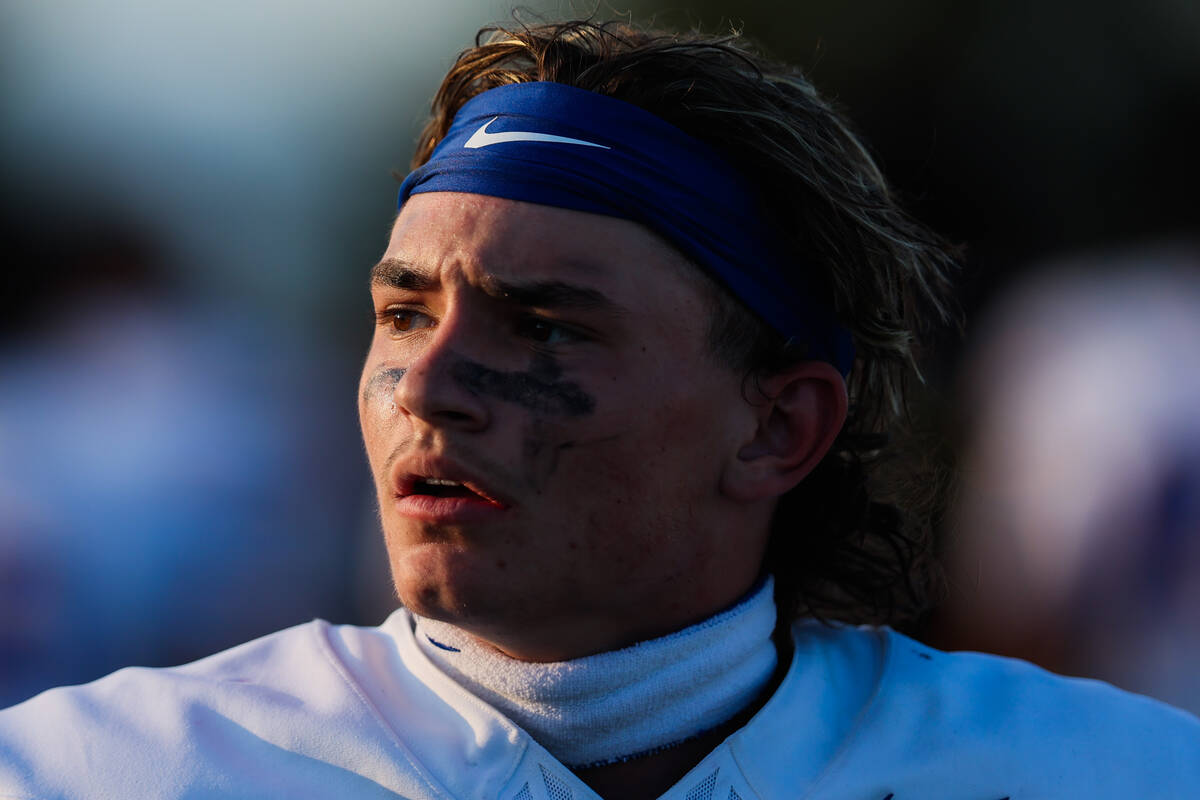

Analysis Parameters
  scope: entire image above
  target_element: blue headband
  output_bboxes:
[398,81,854,374]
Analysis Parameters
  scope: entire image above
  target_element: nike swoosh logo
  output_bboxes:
[464,118,610,150]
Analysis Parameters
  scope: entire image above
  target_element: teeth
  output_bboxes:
[423,478,462,486]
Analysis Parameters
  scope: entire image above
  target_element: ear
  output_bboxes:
[720,361,849,503]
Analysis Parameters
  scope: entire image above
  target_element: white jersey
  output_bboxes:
[1,609,1197,799]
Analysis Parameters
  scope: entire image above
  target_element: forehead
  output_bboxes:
[382,192,704,300]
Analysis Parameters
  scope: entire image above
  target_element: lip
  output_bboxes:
[392,493,509,523]
[391,455,512,524]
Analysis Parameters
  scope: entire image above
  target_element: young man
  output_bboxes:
[2,20,1197,800]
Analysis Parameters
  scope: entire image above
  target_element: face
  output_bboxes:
[359,192,770,660]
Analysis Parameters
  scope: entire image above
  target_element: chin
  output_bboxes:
[389,541,519,623]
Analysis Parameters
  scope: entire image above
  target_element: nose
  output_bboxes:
[393,318,491,433]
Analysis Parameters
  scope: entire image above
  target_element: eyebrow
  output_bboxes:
[370,257,436,291]
[369,257,627,314]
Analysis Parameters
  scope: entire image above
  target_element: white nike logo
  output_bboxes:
[464,118,610,150]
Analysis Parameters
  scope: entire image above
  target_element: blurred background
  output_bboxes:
[2,0,1198,712]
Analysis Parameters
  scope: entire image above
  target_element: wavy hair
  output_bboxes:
[409,19,959,626]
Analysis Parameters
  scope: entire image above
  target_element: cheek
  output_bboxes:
[546,364,730,483]
[358,362,407,480]
[541,407,690,509]
[613,384,734,501]
[556,435,714,589]
[511,414,615,496]
[359,365,405,425]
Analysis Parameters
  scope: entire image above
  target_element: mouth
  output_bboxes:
[404,476,504,504]
[412,477,475,498]
[392,464,511,522]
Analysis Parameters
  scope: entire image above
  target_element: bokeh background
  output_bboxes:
[3,0,1198,713]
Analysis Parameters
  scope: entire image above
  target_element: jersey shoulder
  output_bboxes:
[814,628,1200,798]
[0,619,434,799]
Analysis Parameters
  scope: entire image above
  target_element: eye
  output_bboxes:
[514,316,579,346]
[378,307,435,334]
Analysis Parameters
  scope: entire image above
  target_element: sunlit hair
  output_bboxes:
[410,19,959,626]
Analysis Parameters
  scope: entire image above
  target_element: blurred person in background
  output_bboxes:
[0,213,364,709]
[1,19,1197,800]
[936,244,1200,716]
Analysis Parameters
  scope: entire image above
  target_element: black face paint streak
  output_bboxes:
[417,351,610,489]
[361,367,406,406]
[449,355,594,417]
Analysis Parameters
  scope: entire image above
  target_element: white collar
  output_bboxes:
[413,577,778,768]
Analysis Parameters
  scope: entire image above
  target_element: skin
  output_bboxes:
[360,192,847,665]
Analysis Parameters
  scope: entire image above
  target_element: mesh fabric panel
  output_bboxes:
[685,768,719,800]
[539,763,574,800]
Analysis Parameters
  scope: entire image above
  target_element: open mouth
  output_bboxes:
[401,475,509,509]
[393,463,512,517]
[411,478,482,499]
